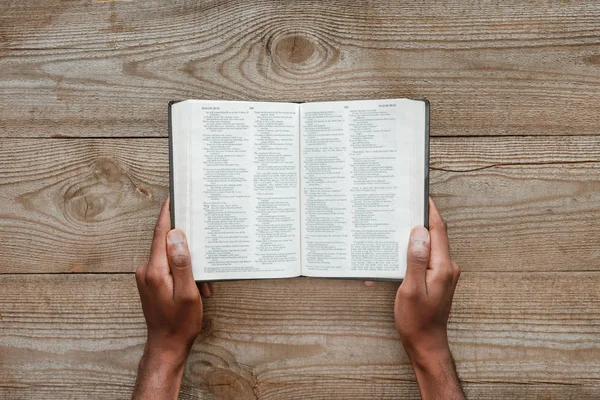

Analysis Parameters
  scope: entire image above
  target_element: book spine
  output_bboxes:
[423,98,430,229]
[168,101,178,229]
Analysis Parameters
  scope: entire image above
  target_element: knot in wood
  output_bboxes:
[63,158,125,222]
[269,31,338,75]
[275,35,315,65]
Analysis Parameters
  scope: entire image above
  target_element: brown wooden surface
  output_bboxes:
[2,0,600,138]
[1,137,598,274]
[1,0,599,399]
[1,273,599,399]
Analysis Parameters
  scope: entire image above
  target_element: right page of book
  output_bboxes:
[300,99,427,279]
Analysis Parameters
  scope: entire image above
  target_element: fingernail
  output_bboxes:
[412,226,429,242]
[168,229,185,244]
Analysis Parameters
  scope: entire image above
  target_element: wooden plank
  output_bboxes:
[431,136,600,273]
[0,139,167,273]
[1,0,600,137]
[0,136,598,274]
[0,273,599,399]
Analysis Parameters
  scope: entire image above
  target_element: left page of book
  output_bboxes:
[171,100,302,280]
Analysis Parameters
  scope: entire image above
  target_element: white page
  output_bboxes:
[172,100,301,280]
[300,99,426,279]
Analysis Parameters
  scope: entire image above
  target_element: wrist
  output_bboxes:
[402,334,452,374]
[143,336,191,374]
[408,344,453,376]
[133,338,190,400]
[402,336,464,400]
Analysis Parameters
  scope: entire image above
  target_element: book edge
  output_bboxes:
[422,98,430,230]
[167,98,428,282]
[168,100,182,229]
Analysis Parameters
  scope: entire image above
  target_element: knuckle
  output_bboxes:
[181,290,201,304]
[444,270,454,283]
[170,251,190,268]
[454,263,461,276]
[145,272,165,288]
[433,266,453,283]
[399,283,421,300]
[408,286,421,299]
[409,247,429,265]
[442,268,454,283]
[135,264,147,282]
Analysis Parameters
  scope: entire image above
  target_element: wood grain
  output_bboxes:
[0,139,167,273]
[431,136,600,273]
[2,1,599,398]
[0,136,597,274]
[2,0,600,137]
[0,273,599,399]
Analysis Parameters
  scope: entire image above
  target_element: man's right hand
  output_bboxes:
[395,198,465,400]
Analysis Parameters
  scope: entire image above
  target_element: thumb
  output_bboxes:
[405,226,431,282]
[166,229,198,301]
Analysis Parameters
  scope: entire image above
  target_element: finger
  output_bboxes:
[428,198,451,269]
[363,281,376,287]
[404,226,430,284]
[147,197,172,277]
[200,282,212,298]
[167,229,199,302]
[451,261,461,288]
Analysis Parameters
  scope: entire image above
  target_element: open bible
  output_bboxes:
[169,99,429,281]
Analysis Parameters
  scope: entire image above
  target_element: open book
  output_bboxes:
[169,99,429,281]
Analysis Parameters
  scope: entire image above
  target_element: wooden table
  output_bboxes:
[1,1,599,398]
